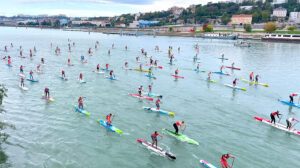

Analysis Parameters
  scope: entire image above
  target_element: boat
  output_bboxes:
[225,66,241,70]
[254,116,300,136]
[241,78,269,87]
[128,93,153,101]
[197,33,237,40]
[74,105,90,116]
[224,84,246,91]
[212,71,229,76]
[162,128,199,145]
[98,119,123,134]
[234,41,251,47]
[27,78,39,82]
[199,160,217,168]
[171,74,184,79]
[136,138,176,160]
[143,107,175,117]
[279,99,300,108]
[142,92,163,98]
[261,34,300,43]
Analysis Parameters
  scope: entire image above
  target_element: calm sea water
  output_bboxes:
[0,27,300,168]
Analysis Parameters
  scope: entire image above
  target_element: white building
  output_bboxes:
[129,21,139,28]
[272,7,287,18]
[289,12,300,23]
[168,6,184,18]
[71,20,108,27]
[272,0,287,5]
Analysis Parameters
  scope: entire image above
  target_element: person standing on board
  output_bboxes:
[138,85,143,97]
[233,78,237,87]
[220,153,235,168]
[255,75,259,83]
[270,110,281,124]
[173,121,185,135]
[78,96,84,109]
[44,87,50,99]
[109,70,114,79]
[286,117,299,129]
[220,65,225,73]
[155,98,161,110]
[61,69,66,79]
[249,72,254,81]
[151,131,162,149]
[289,93,298,103]
[106,113,113,126]
[207,71,212,81]
[231,62,235,68]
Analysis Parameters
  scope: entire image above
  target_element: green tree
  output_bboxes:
[244,24,252,32]
[203,24,213,32]
[287,26,297,31]
[264,22,277,33]
[221,14,231,25]
[261,11,270,22]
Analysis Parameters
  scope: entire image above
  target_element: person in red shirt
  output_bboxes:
[173,121,185,135]
[78,97,84,109]
[105,63,109,70]
[249,72,254,81]
[151,131,162,148]
[155,98,161,110]
[270,110,281,124]
[289,93,298,103]
[106,113,113,126]
[220,153,235,168]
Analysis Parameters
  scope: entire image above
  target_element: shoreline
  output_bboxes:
[2,25,300,43]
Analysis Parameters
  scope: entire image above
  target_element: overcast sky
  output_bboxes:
[0,0,218,17]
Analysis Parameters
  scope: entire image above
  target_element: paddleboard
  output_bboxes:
[224,84,246,91]
[98,119,123,134]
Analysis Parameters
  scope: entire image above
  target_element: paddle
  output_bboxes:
[231,157,235,168]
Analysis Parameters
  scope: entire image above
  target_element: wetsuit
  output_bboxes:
[44,88,49,99]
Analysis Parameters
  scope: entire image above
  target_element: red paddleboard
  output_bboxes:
[171,75,184,79]
[128,93,153,101]
[225,66,241,70]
